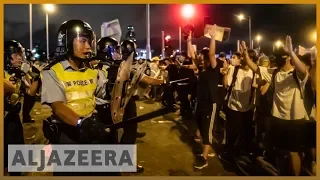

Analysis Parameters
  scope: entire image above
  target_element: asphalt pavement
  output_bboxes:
[19,98,237,176]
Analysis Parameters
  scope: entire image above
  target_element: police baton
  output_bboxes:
[169,78,189,84]
[105,107,173,131]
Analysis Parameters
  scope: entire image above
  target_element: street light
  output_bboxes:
[256,35,262,42]
[275,40,283,48]
[43,4,55,60]
[237,14,244,21]
[236,13,252,49]
[180,4,195,52]
[255,35,262,49]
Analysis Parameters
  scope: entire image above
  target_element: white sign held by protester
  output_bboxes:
[204,24,231,42]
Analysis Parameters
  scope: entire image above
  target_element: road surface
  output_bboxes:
[19,98,237,176]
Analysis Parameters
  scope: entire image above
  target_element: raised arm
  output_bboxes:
[187,31,199,66]
[241,41,259,73]
[284,35,307,80]
[208,25,217,69]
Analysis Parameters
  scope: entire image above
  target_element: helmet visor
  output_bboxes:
[72,26,96,59]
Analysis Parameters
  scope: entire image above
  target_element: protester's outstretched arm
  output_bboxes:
[208,25,217,69]
[284,35,307,79]
[141,75,164,86]
[241,41,259,73]
[187,32,199,65]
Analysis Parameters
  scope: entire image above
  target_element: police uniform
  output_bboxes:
[42,60,100,142]
[94,63,119,144]
[22,64,39,123]
[42,59,122,176]
[4,68,25,176]
[41,19,123,176]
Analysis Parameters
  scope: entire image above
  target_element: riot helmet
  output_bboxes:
[55,19,96,61]
[120,39,136,61]
[96,36,121,61]
[4,40,25,70]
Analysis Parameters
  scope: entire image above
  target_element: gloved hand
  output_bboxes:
[8,67,25,79]
[30,65,41,81]
[78,116,109,143]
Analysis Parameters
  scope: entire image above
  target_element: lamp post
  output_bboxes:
[146,4,151,59]
[29,4,33,50]
[237,13,252,49]
[43,4,55,60]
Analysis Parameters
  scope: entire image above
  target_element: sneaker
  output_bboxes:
[199,153,215,157]
[194,156,208,169]
[136,165,144,173]
[193,136,201,142]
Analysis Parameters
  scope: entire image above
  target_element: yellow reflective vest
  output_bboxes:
[4,71,22,105]
[51,63,98,117]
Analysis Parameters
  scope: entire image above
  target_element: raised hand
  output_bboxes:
[284,35,293,54]
[209,24,217,38]
[187,31,192,42]
[239,41,248,55]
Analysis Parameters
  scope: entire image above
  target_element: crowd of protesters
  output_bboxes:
[137,28,317,176]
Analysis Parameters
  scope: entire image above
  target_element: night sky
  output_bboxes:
[4,4,316,56]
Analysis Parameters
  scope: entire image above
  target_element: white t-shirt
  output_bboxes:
[259,66,309,120]
[227,65,255,112]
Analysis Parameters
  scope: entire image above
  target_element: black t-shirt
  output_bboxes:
[196,66,219,108]
[216,59,224,85]
[166,64,179,82]
[179,59,196,83]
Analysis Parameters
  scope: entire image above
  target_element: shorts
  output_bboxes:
[265,116,316,152]
[195,103,217,145]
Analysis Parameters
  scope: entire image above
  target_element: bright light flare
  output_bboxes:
[43,4,55,13]
[275,40,283,48]
[181,4,195,19]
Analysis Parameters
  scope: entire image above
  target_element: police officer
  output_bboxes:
[21,49,39,123]
[94,36,121,144]
[3,40,30,176]
[41,20,113,176]
[118,39,165,172]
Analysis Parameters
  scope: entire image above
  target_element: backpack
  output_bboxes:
[222,66,255,112]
